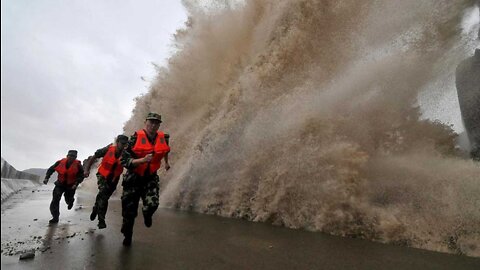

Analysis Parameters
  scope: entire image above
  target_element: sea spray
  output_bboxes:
[124,0,480,256]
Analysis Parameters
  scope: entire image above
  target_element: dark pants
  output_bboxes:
[50,182,76,219]
[93,175,118,222]
[121,172,160,236]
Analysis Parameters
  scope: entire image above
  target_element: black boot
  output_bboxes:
[121,220,133,246]
[98,219,106,229]
[144,215,152,228]
[122,232,132,246]
[49,217,59,224]
[90,207,97,221]
[67,199,74,210]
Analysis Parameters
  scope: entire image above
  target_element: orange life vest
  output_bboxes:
[55,158,81,186]
[97,145,124,181]
[132,130,170,176]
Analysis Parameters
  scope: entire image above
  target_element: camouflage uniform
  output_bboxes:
[90,144,122,224]
[120,171,160,234]
[45,158,84,221]
[93,174,119,222]
[120,130,169,240]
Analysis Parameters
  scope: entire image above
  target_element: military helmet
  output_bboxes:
[116,135,129,143]
[67,150,78,157]
[146,112,162,122]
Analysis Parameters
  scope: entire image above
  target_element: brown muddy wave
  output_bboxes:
[123,0,480,256]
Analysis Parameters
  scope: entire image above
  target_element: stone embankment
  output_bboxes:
[1,157,40,202]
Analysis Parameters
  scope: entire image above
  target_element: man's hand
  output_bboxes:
[43,178,49,185]
[143,154,153,163]
[84,171,90,178]
[165,163,171,171]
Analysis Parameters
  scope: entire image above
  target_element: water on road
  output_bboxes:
[1,185,479,270]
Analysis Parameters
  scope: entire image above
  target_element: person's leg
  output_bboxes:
[49,185,63,223]
[90,192,98,221]
[96,180,116,229]
[90,176,103,221]
[63,187,75,210]
[121,182,140,246]
[141,175,160,228]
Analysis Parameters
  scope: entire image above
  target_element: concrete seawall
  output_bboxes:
[1,178,39,202]
[1,158,40,181]
[1,157,41,202]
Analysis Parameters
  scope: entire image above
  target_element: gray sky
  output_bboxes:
[1,0,187,170]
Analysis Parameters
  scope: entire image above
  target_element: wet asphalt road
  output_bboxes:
[1,185,480,270]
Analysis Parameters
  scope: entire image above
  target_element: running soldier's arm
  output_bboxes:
[83,156,94,177]
[45,161,61,180]
[163,153,170,171]
[76,162,85,185]
[84,144,111,176]
[164,133,170,145]
[94,144,111,159]
[121,133,138,169]
[164,133,170,171]
[43,160,60,184]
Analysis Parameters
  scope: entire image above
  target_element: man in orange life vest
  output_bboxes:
[43,150,85,224]
[84,135,129,229]
[120,112,171,246]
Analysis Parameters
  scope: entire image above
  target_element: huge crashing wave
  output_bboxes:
[123,0,480,256]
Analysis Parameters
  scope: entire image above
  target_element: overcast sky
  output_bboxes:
[1,0,187,170]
